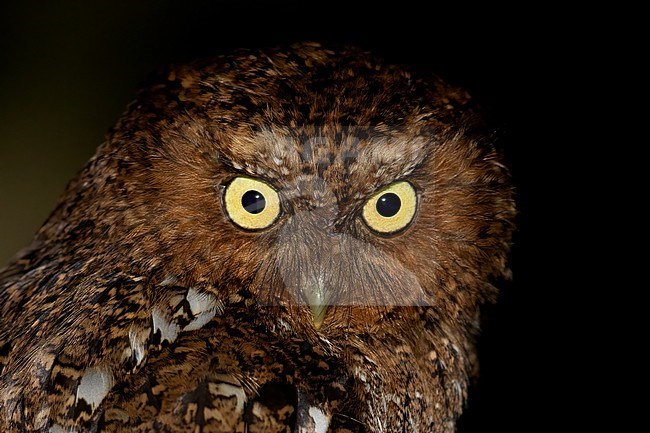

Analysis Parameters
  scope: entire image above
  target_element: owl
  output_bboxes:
[0,42,514,433]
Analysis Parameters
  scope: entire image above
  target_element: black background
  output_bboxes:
[0,1,577,431]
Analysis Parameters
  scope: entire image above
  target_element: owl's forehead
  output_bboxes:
[219,125,431,200]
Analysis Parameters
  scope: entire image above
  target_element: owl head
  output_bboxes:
[40,42,514,339]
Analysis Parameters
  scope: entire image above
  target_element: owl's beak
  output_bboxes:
[304,283,329,330]
[310,304,329,330]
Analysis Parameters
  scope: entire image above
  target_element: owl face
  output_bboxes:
[64,44,514,338]
[216,127,430,330]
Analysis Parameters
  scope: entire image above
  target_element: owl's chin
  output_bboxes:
[257,303,410,340]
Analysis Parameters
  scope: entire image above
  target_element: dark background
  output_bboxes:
[0,1,575,431]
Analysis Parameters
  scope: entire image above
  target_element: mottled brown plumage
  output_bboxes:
[0,42,515,432]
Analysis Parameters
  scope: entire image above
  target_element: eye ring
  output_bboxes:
[223,177,281,230]
[361,181,418,235]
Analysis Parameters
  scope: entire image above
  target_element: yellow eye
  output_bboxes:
[362,181,417,235]
[224,177,281,230]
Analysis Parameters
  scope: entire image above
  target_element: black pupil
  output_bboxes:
[376,192,401,217]
[242,190,266,214]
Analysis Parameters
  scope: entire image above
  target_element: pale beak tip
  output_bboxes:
[310,304,328,330]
